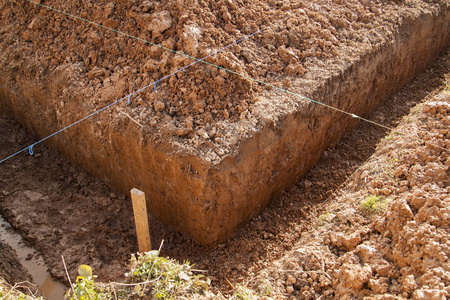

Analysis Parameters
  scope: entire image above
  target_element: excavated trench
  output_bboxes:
[0,1,450,248]
[0,216,67,299]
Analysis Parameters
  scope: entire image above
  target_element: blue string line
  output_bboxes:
[1,96,126,163]
[0,8,266,164]
[1,1,395,164]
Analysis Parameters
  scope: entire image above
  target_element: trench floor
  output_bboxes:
[0,48,448,293]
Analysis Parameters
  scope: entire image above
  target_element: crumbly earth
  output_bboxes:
[256,89,450,299]
[0,44,449,299]
[1,0,447,159]
[0,0,450,297]
[0,241,32,286]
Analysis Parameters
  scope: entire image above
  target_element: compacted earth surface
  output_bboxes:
[0,0,450,298]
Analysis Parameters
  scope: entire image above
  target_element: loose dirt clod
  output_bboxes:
[0,39,449,299]
[0,0,450,295]
[256,79,450,299]
[1,0,449,246]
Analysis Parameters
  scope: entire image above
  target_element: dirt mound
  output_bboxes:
[2,0,447,143]
[0,241,31,286]
[1,0,397,128]
[1,0,450,294]
[2,0,449,246]
[258,86,450,298]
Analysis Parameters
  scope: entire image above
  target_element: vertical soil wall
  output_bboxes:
[0,2,449,246]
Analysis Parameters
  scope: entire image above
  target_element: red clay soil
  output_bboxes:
[0,47,448,298]
[1,0,398,125]
[1,0,449,247]
[257,64,450,299]
[1,0,450,296]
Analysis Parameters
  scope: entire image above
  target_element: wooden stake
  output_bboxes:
[131,188,152,252]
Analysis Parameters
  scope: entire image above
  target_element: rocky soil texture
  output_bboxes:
[1,0,447,155]
[0,0,450,297]
[2,0,449,247]
[256,74,450,299]
[0,49,448,299]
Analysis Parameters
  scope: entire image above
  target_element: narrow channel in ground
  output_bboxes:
[0,215,68,300]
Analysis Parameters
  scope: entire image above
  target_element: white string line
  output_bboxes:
[24,0,393,130]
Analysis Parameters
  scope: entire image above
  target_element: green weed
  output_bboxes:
[126,250,210,299]
[361,195,386,213]
[317,212,332,227]
[232,285,258,300]
[64,250,210,300]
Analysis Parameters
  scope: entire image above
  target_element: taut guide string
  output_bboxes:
[3,1,446,163]
[1,0,273,163]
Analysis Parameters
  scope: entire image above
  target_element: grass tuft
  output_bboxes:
[361,195,386,213]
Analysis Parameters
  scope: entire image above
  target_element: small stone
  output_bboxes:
[369,278,389,294]
[286,274,296,286]
[24,190,43,201]
[278,46,297,64]
[185,117,194,130]
[193,100,206,112]
[284,64,297,76]
[402,274,417,294]
[295,64,306,75]
[224,23,237,34]
[89,67,106,79]
[197,128,209,139]
[342,231,361,250]
[286,285,295,294]
[376,265,393,277]
[21,31,32,42]
[398,186,409,193]
[179,14,189,24]
[154,101,165,112]
[240,49,254,63]
[148,10,172,37]
[223,109,230,119]
[356,244,377,263]
[149,118,157,127]
[162,122,177,135]
[215,75,225,85]
[325,213,336,223]
[180,25,201,56]
[381,187,391,196]
[104,2,115,18]
[140,2,151,12]
[283,78,291,88]
[28,17,47,30]
[169,106,177,116]
[413,288,445,300]
[176,127,192,137]
[222,10,232,23]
